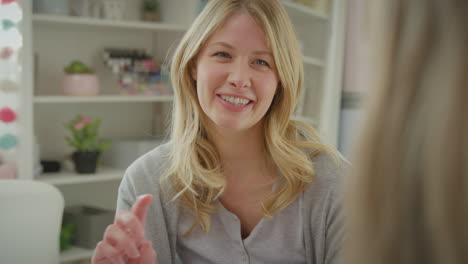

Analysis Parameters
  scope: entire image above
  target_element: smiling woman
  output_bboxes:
[92,1,348,264]
[193,10,279,131]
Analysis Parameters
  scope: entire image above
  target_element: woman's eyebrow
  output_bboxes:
[252,50,273,57]
[209,42,273,57]
[209,42,234,49]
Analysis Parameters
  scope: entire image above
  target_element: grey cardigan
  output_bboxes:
[117,142,346,264]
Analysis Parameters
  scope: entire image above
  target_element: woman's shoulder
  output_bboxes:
[308,150,350,193]
[123,141,174,185]
[302,150,348,223]
[116,141,177,223]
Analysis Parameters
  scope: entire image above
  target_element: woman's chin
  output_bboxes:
[211,117,264,133]
[214,120,245,131]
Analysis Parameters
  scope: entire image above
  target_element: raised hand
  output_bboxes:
[92,194,156,264]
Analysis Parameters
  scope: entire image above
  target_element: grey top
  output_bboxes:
[177,192,305,264]
[117,142,346,264]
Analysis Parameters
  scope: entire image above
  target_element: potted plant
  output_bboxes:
[142,0,160,22]
[63,60,100,96]
[60,222,75,252]
[65,115,110,174]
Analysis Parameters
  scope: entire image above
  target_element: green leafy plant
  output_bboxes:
[143,0,159,11]
[64,60,94,74]
[60,222,75,252]
[65,115,110,152]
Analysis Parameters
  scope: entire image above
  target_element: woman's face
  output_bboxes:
[192,10,279,132]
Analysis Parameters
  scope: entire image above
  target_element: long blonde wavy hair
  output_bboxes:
[164,0,334,234]
[345,0,468,263]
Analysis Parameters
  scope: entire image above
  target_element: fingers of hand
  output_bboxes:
[110,256,126,264]
[140,240,157,264]
[115,210,146,244]
[104,224,140,259]
[122,240,157,264]
[131,194,153,226]
[92,241,120,264]
[93,195,153,264]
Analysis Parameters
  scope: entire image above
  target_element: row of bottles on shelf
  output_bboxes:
[34,0,157,22]
[33,0,210,23]
[103,48,171,96]
[34,47,173,97]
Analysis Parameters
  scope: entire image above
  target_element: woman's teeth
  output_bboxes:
[220,95,250,106]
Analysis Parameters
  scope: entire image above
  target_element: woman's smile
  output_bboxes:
[192,10,279,131]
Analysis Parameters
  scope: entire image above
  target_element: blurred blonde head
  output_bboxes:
[346,0,468,263]
[165,0,333,234]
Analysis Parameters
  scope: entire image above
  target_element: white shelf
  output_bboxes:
[303,56,323,67]
[292,115,318,127]
[60,246,93,263]
[37,167,125,186]
[34,95,174,103]
[33,14,187,32]
[281,0,328,20]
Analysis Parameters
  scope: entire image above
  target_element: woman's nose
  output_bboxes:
[228,61,252,89]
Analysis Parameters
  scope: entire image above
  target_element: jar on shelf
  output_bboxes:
[33,0,69,15]
[70,0,90,17]
[102,0,127,20]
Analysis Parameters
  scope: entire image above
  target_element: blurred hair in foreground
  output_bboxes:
[345,0,468,263]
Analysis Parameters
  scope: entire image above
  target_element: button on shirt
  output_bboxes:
[176,192,306,264]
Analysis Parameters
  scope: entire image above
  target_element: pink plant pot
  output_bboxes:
[63,74,100,96]
[0,164,17,179]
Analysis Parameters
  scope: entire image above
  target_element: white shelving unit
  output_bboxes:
[284,0,346,146]
[38,167,124,186]
[32,13,188,32]
[60,246,94,263]
[34,95,173,103]
[18,0,345,263]
[303,56,324,67]
[280,0,329,20]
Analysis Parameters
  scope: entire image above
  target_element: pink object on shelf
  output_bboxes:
[0,47,14,59]
[62,74,100,96]
[1,0,18,4]
[0,164,17,179]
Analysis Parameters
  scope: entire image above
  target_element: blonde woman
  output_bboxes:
[92,0,347,263]
[345,0,468,264]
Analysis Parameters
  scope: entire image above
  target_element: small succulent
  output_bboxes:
[64,60,94,74]
[143,0,159,11]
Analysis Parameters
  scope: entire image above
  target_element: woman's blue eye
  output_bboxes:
[215,52,231,58]
[255,59,269,67]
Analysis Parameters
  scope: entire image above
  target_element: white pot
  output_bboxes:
[102,0,127,20]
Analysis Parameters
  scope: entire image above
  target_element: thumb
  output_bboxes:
[131,194,153,227]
